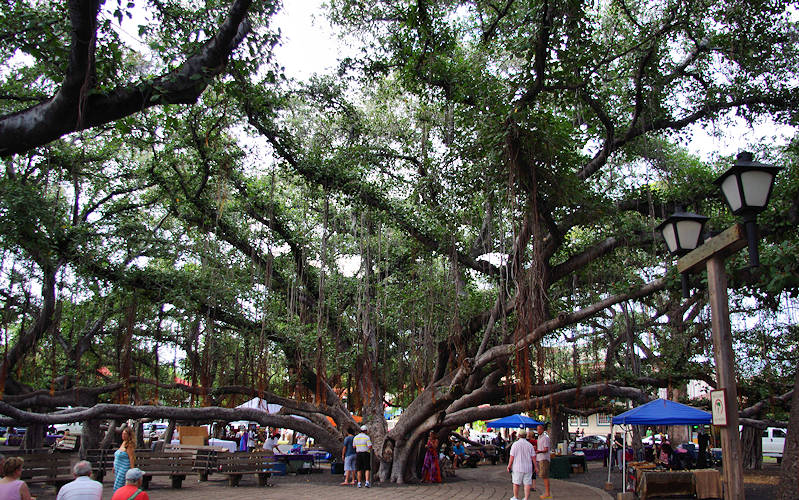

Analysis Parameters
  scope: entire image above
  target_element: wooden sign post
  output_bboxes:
[678,224,746,500]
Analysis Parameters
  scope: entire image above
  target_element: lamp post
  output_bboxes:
[714,152,783,268]
[657,152,782,500]
[655,210,709,297]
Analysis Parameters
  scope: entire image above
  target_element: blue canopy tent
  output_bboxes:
[487,414,544,429]
[612,398,712,426]
[610,399,711,490]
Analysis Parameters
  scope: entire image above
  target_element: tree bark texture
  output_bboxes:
[778,367,799,500]
[741,425,763,470]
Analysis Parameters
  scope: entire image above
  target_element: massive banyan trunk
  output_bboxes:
[740,424,762,470]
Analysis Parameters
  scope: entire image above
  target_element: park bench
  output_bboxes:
[135,450,195,489]
[85,449,115,482]
[17,453,73,491]
[216,451,279,487]
[163,444,219,481]
[54,434,79,452]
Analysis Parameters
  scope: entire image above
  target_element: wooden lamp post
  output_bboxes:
[658,152,782,500]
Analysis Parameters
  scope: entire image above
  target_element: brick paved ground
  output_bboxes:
[30,463,612,500]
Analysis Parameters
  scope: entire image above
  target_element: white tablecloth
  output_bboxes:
[208,438,237,452]
[169,438,237,452]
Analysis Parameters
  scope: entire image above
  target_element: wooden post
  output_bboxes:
[676,225,748,500]
[706,255,745,500]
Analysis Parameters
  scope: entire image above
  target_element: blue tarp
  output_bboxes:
[611,398,711,425]
[487,414,544,429]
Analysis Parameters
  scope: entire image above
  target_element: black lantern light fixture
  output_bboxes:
[656,209,709,297]
[714,151,783,268]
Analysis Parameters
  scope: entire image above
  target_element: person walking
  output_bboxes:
[113,427,136,492]
[535,424,552,499]
[353,425,372,488]
[340,428,357,485]
[507,430,536,500]
[57,461,102,500]
[0,457,34,500]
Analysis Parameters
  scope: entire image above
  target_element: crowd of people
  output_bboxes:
[0,455,149,500]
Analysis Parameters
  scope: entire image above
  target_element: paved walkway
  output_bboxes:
[31,464,612,500]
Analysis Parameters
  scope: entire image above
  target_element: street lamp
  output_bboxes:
[654,151,783,500]
[656,210,709,297]
[714,151,783,267]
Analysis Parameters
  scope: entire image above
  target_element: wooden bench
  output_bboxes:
[16,453,73,491]
[54,434,79,452]
[163,444,219,481]
[136,451,195,489]
[216,451,278,487]
[86,449,115,482]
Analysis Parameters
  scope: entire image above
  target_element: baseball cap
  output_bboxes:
[125,468,144,481]
[360,425,367,431]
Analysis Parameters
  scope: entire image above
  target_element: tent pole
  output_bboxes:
[622,425,627,493]
[607,423,612,485]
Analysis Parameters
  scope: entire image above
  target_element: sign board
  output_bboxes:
[178,425,208,445]
[710,389,727,426]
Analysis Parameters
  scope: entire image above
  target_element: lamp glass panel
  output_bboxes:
[661,223,678,253]
[740,169,773,208]
[720,175,742,212]
[674,219,703,251]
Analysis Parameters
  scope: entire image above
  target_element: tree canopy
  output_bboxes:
[1,0,798,485]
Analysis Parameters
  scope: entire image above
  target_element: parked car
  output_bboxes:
[54,422,84,435]
[762,427,786,462]
[576,434,607,447]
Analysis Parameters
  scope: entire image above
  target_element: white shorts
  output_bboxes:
[512,471,533,485]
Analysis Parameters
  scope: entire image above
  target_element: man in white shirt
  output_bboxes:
[56,461,102,500]
[353,425,372,488]
[507,430,536,500]
[263,431,280,454]
[536,424,552,499]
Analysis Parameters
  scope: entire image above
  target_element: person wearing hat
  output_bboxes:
[507,430,536,500]
[352,425,372,488]
[110,468,149,500]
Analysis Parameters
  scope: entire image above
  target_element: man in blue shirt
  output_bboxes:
[452,441,467,468]
[340,428,356,485]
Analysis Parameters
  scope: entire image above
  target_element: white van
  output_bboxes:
[762,427,786,462]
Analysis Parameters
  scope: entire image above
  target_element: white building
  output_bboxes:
[567,412,613,437]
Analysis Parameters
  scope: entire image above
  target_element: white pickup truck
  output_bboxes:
[762,427,786,462]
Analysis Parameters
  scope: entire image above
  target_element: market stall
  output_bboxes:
[610,399,717,496]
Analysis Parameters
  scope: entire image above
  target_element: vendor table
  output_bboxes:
[633,467,722,500]
[575,448,608,461]
[549,456,571,479]
[274,454,315,474]
[566,454,587,473]
[208,438,237,452]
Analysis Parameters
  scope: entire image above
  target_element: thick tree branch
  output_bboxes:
[0,0,255,157]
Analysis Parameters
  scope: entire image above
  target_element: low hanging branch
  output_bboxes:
[0,402,342,453]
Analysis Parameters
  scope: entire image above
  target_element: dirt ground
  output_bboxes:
[567,459,780,500]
